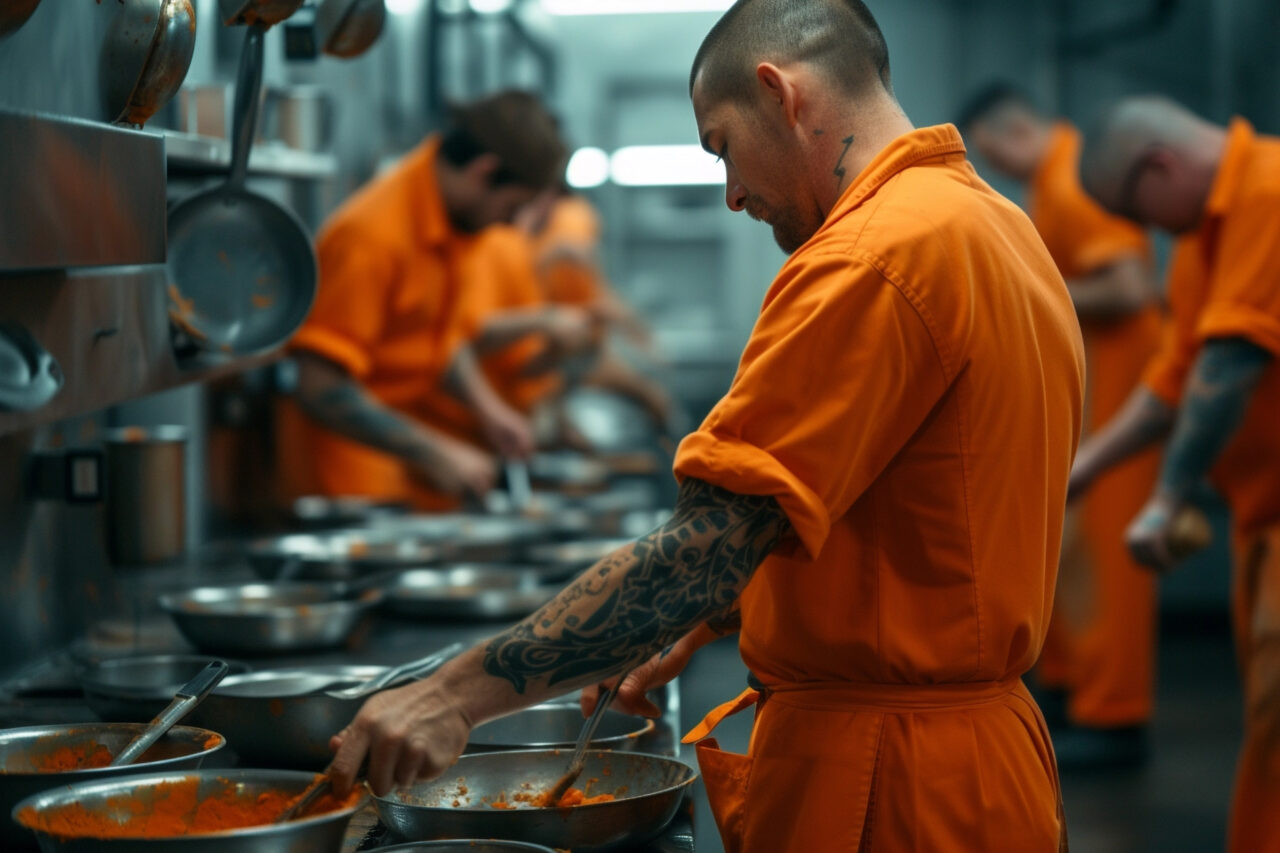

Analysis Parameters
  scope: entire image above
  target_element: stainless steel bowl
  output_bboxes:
[382,566,557,621]
[526,539,634,575]
[11,768,361,851]
[468,705,653,752]
[371,514,549,563]
[158,582,382,655]
[0,723,224,849]
[80,655,252,722]
[292,495,405,529]
[374,749,696,852]
[246,532,444,581]
[378,843,555,853]
[187,666,383,769]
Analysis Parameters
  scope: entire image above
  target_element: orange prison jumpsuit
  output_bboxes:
[276,137,480,507]
[532,195,605,307]
[674,125,1084,852]
[1028,123,1163,728]
[1138,119,1280,853]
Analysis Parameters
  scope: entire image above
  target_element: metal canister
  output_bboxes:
[104,425,187,565]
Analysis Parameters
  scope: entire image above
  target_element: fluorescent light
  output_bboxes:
[566,147,610,189]
[386,0,426,14]
[541,0,734,14]
[470,0,513,12]
[610,144,722,187]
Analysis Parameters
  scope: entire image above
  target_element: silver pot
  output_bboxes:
[381,566,557,621]
[79,654,252,722]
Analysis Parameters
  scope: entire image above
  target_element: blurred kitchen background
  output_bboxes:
[1,0,1278,849]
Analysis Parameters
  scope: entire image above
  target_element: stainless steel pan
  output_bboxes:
[80,654,252,722]
[0,0,41,38]
[467,705,653,752]
[219,0,305,25]
[246,531,444,581]
[371,514,550,563]
[382,566,557,621]
[316,0,386,57]
[165,20,316,363]
[101,0,197,127]
[374,749,696,852]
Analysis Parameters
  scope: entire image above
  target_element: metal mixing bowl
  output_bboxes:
[246,532,444,581]
[158,582,382,654]
[526,538,635,575]
[0,723,225,849]
[11,768,361,852]
[467,705,653,752]
[187,665,383,769]
[374,749,696,852]
[381,566,557,621]
[80,655,252,722]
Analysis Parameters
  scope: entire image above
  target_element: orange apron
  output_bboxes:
[686,678,1068,853]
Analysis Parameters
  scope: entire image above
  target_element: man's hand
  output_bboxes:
[329,677,473,797]
[409,435,497,498]
[1125,493,1183,573]
[476,399,536,460]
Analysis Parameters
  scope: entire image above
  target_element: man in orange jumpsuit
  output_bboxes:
[1071,96,1280,853]
[276,92,575,507]
[326,3,1082,849]
[957,84,1163,767]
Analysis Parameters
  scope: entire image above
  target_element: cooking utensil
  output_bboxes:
[374,749,697,852]
[158,582,382,655]
[109,661,228,766]
[543,680,622,806]
[12,768,362,850]
[81,655,250,723]
[323,642,463,700]
[505,459,533,513]
[165,19,316,363]
[0,723,223,849]
[101,0,197,127]
[381,566,557,621]
[273,773,343,823]
[219,0,305,25]
[0,0,41,38]
[468,703,653,752]
[316,0,386,57]
[379,843,556,853]
[247,531,445,582]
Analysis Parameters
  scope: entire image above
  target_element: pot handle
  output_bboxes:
[228,21,267,191]
[0,324,62,412]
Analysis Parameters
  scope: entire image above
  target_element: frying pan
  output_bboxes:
[101,0,198,127]
[219,0,306,26]
[165,21,316,362]
[316,0,386,57]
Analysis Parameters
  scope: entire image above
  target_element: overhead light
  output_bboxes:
[386,0,427,14]
[566,147,610,189]
[610,144,722,187]
[470,0,513,12]
[541,0,734,14]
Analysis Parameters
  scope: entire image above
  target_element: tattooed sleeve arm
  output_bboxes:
[1154,337,1272,502]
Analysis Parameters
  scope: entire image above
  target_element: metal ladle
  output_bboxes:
[109,660,229,766]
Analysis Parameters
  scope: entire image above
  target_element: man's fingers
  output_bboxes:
[366,723,407,797]
[393,735,431,790]
[328,724,370,799]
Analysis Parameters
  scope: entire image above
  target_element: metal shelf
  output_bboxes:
[164,132,338,180]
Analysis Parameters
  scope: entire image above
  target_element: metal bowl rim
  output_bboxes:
[211,665,388,696]
[467,707,655,750]
[79,655,252,697]
[376,842,557,852]
[158,583,383,615]
[0,723,226,778]
[374,748,698,813]
[10,768,363,840]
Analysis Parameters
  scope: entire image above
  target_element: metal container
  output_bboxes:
[11,768,362,851]
[0,723,224,849]
[378,843,555,853]
[526,539,634,576]
[468,705,653,752]
[101,0,198,127]
[80,655,252,722]
[246,531,444,581]
[103,425,187,566]
[187,666,383,769]
[158,582,381,655]
[382,566,557,621]
[371,514,549,563]
[374,750,696,852]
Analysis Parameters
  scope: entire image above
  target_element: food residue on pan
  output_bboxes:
[268,699,286,718]
[16,775,362,839]
[216,250,232,269]
[168,283,209,342]
[250,293,275,310]
[26,742,114,773]
[201,735,222,751]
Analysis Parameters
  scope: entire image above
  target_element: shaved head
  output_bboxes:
[1080,96,1226,231]
[690,0,892,108]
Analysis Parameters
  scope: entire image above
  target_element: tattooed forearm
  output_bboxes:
[482,478,789,694]
[833,134,855,183]
[294,355,433,463]
[1158,338,1271,500]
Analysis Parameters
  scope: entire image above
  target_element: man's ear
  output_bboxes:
[755,62,800,129]
[463,152,502,187]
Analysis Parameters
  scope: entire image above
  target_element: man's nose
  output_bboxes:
[724,165,746,212]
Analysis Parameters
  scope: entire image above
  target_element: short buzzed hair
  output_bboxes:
[1079,95,1201,207]
[954,82,1037,133]
[690,0,892,107]
[440,90,567,189]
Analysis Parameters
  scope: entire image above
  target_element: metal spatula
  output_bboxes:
[543,678,623,806]
[110,660,228,766]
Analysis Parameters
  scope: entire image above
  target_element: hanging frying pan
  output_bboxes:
[164,21,316,363]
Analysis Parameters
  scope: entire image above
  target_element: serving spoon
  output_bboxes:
[109,660,229,766]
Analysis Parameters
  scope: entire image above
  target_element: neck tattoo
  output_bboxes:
[834,134,855,184]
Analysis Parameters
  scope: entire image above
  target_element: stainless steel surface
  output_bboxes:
[103,425,187,566]
[0,723,224,848]
[546,680,621,805]
[80,655,252,722]
[165,22,317,364]
[528,453,610,492]
[315,0,385,58]
[469,704,652,752]
[374,750,696,852]
[378,844,555,853]
[158,582,382,655]
[11,768,361,850]
[371,514,548,563]
[0,324,62,413]
[164,130,339,178]
[526,539,634,574]
[0,109,165,271]
[505,460,533,513]
[188,666,383,768]
[109,660,228,766]
[100,0,196,127]
[0,0,40,38]
[324,643,462,700]
[382,567,556,621]
[247,532,443,581]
